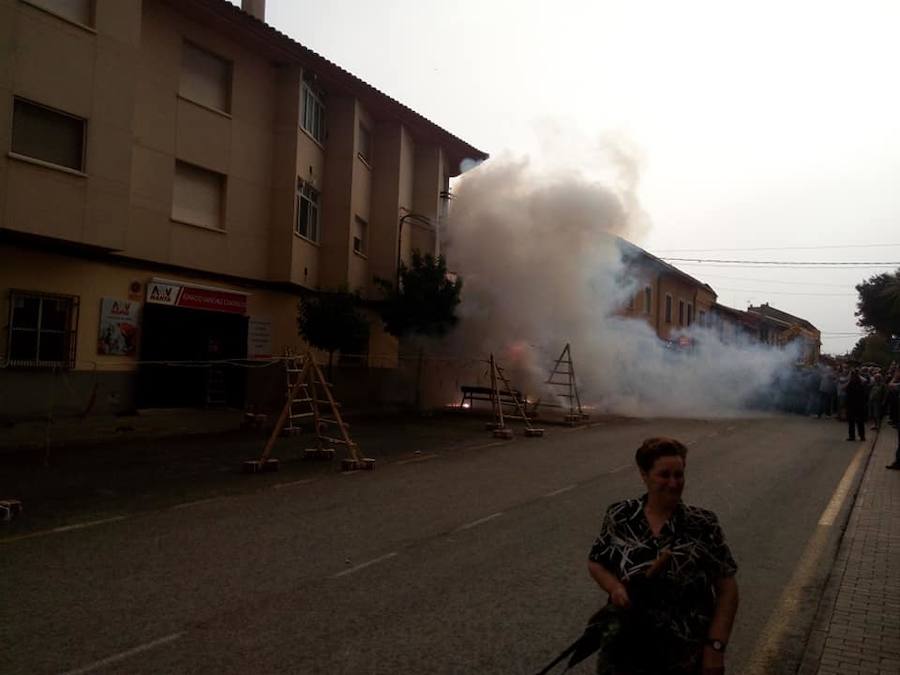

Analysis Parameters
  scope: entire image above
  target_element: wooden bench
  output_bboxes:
[460,385,525,409]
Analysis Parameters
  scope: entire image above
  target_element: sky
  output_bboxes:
[233,0,900,355]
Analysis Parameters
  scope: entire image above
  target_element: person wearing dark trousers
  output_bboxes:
[845,370,867,442]
[887,374,900,470]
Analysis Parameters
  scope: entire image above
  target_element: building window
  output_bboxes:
[687,304,693,326]
[172,161,225,229]
[353,216,368,256]
[7,290,78,368]
[665,295,672,323]
[698,310,706,327]
[644,286,652,314]
[179,42,231,113]
[678,300,685,326]
[301,81,326,143]
[358,123,372,164]
[11,98,86,172]
[296,179,320,242]
[24,0,93,26]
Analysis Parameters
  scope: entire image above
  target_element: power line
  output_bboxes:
[654,243,900,253]
[672,262,898,270]
[692,273,854,289]
[662,258,900,266]
[715,287,854,297]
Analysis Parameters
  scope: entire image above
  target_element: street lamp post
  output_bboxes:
[396,212,434,288]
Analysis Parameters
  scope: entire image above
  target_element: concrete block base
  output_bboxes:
[493,428,514,439]
[524,428,545,437]
[341,457,375,472]
[0,500,23,522]
[242,458,280,473]
[304,448,335,461]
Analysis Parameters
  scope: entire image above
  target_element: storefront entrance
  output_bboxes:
[137,281,249,409]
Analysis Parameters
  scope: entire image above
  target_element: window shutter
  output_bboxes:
[180,42,231,113]
[29,0,92,25]
[172,161,225,229]
[12,99,85,171]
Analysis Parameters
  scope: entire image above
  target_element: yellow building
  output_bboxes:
[747,303,821,364]
[0,0,487,416]
[618,238,718,343]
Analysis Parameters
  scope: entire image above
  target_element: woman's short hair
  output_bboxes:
[635,437,688,473]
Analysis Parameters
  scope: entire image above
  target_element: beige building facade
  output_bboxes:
[0,0,486,415]
[618,239,717,344]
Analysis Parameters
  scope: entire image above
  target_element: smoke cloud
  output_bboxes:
[444,141,799,417]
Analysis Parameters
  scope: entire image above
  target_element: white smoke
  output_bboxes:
[444,140,799,417]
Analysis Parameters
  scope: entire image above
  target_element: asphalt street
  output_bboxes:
[1,415,862,674]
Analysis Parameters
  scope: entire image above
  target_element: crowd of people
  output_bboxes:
[767,360,900,468]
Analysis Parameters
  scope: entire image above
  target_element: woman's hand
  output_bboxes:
[701,645,725,675]
[609,584,631,609]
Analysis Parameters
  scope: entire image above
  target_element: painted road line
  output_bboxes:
[50,516,127,533]
[544,485,577,498]
[818,446,866,526]
[60,631,185,675]
[461,440,511,452]
[395,453,439,466]
[170,497,221,509]
[1,515,128,544]
[605,464,631,475]
[272,478,317,490]
[744,443,868,675]
[454,512,504,532]
[332,551,398,578]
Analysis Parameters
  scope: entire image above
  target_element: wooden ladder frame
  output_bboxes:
[245,351,373,472]
[488,353,544,438]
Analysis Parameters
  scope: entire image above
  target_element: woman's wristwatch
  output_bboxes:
[705,638,727,653]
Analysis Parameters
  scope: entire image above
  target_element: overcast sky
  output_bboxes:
[235,0,900,354]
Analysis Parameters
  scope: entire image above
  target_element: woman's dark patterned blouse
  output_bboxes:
[588,495,738,654]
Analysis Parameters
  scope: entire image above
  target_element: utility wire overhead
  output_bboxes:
[673,262,898,270]
[655,243,900,253]
[696,274,853,288]
[715,287,854,297]
[662,258,900,266]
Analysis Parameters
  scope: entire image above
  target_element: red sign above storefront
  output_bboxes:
[146,280,248,315]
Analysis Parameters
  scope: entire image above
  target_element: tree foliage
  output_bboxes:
[855,270,900,337]
[297,290,370,371]
[850,333,895,367]
[376,251,463,339]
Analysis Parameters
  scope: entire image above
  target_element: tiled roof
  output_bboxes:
[617,237,717,295]
[747,303,819,333]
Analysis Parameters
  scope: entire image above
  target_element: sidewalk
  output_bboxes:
[0,408,244,452]
[799,426,900,675]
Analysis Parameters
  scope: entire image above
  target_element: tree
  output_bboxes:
[297,290,370,376]
[376,251,463,410]
[376,251,463,340]
[850,333,895,367]
[855,270,900,337]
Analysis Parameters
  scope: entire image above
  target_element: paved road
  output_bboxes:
[0,415,862,674]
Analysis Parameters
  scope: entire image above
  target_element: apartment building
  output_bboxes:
[617,238,717,344]
[0,0,487,416]
[747,303,821,363]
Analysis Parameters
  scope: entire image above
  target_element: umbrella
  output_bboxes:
[536,550,673,675]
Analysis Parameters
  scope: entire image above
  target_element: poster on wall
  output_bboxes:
[97,298,141,356]
[247,318,273,359]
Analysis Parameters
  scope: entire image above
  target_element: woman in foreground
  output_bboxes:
[587,437,739,675]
